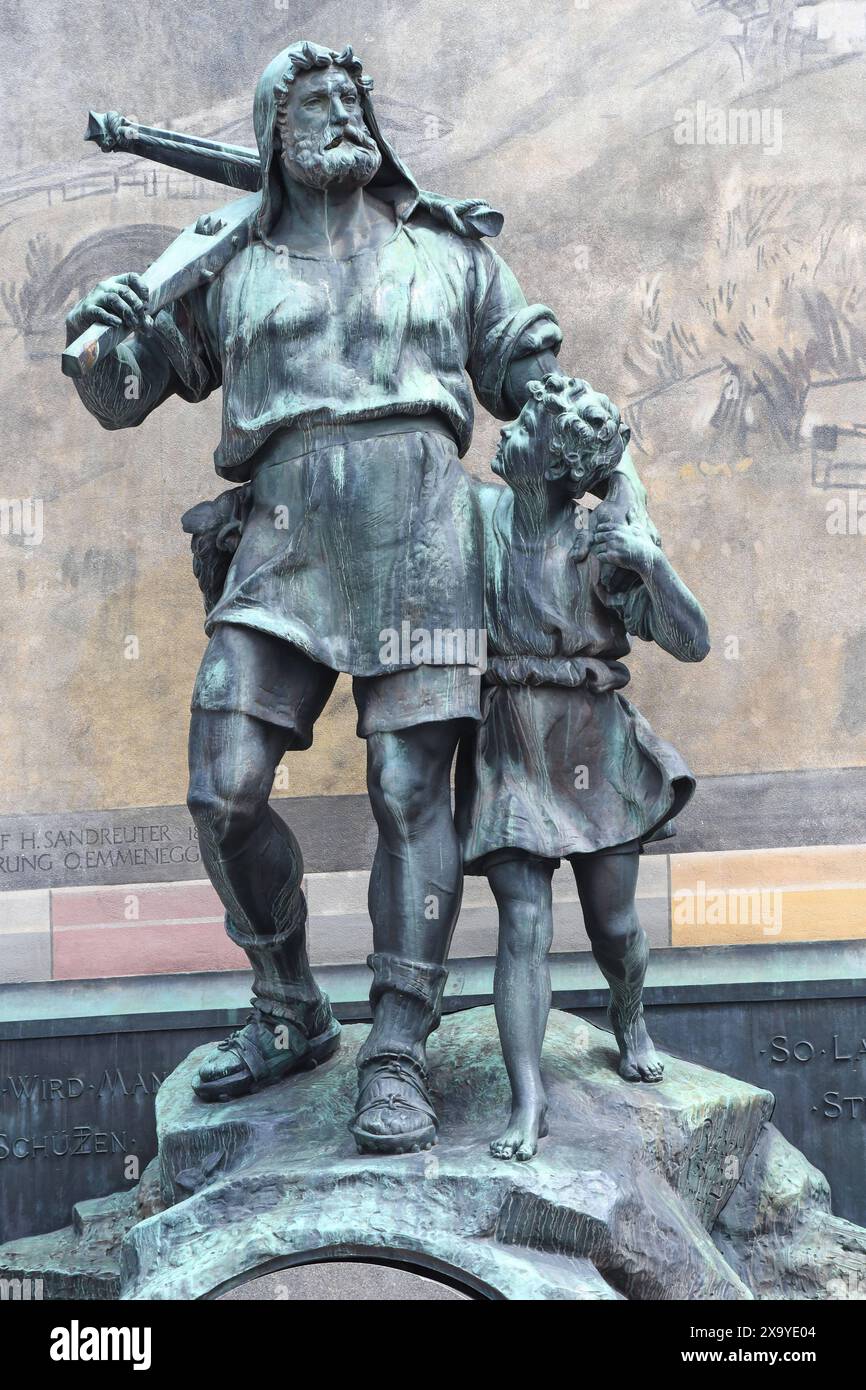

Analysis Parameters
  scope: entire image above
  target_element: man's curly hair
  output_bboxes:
[273,42,373,128]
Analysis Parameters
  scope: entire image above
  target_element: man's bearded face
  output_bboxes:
[277,67,381,191]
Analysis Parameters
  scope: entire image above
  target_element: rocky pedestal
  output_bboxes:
[3,1007,865,1299]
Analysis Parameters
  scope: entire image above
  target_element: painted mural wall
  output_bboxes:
[1,0,865,982]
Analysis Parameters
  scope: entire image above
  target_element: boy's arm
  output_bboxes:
[593,513,710,663]
[604,446,646,513]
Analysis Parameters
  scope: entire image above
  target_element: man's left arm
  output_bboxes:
[468,244,649,513]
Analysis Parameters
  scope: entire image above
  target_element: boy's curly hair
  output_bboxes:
[494,372,631,497]
[494,373,630,497]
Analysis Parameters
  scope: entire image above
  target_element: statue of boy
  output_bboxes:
[457,374,710,1160]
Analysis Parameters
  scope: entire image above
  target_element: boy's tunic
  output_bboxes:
[457,486,695,868]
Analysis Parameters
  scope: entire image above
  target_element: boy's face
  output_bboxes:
[492,401,544,482]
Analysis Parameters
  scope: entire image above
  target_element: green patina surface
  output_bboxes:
[3,1006,864,1300]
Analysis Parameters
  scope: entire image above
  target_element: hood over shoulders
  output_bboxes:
[251,41,504,244]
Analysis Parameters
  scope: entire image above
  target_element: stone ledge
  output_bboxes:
[3,938,866,1034]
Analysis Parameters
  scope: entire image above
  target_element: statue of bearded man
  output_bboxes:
[65,41,646,1154]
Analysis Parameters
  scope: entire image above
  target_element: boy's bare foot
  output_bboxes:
[613,1011,664,1083]
[490,1100,549,1161]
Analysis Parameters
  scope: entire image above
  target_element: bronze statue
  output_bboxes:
[64,42,649,1155]
[458,375,709,1159]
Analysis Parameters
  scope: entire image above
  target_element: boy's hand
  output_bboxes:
[591,508,659,576]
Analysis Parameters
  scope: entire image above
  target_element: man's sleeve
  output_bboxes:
[72,288,220,431]
[466,244,562,418]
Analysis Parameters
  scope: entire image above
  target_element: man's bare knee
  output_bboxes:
[367,736,450,833]
[188,710,285,852]
[187,777,270,853]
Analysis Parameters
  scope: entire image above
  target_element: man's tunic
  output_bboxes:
[80,217,561,675]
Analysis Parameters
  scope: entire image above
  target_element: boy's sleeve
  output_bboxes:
[600,573,657,643]
[466,243,562,418]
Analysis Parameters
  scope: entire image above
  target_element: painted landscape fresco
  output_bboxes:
[1,0,865,813]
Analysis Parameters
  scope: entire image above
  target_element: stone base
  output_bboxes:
[3,1007,865,1300]
[0,1162,165,1300]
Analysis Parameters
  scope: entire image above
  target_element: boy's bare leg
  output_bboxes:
[487,856,555,1159]
[572,847,663,1082]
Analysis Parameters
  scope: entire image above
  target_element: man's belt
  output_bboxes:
[253,413,457,470]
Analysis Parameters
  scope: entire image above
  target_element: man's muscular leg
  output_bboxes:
[366,720,465,963]
[350,718,466,1153]
[187,708,339,1099]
